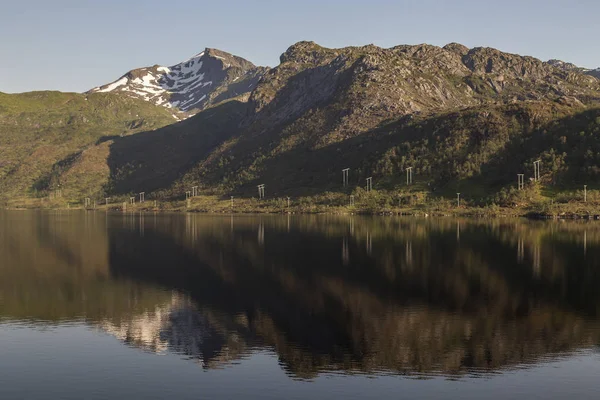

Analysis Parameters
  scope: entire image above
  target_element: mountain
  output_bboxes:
[88,48,267,114]
[3,41,600,209]
[164,42,600,197]
[588,68,600,79]
[546,59,581,71]
[546,59,600,80]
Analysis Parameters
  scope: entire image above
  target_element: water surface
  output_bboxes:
[1,211,600,399]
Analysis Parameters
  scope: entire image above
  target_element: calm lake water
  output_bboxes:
[1,211,600,399]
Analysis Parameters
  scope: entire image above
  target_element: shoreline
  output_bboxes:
[4,193,600,220]
[3,204,600,220]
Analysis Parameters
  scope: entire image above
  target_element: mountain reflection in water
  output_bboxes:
[1,211,600,379]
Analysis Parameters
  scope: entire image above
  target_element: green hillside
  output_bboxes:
[0,91,176,201]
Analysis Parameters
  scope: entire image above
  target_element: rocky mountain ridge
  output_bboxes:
[176,41,600,196]
[244,41,599,133]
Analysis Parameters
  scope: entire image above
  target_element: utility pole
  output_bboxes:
[584,185,587,203]
[457,193,461,207]
[533,160,541,182]
[366,177,373,192]
[517,174,525,190]
[406,167,413,185]
[257,184,265,199]
[342,168,350,187]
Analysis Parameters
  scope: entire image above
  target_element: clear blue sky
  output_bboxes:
[1,0,598,93]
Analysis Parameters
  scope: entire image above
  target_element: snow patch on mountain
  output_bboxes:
[97,77,129,93]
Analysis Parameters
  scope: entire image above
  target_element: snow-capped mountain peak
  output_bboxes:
[89,48,267,113]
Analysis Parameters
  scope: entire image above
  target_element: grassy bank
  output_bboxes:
[4,188,600,219]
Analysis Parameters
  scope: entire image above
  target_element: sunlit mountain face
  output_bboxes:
[1,212,600,379]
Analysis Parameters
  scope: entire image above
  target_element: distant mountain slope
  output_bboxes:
[546,59,600,80]
[88,48,267,114]
[588,68,600,79]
